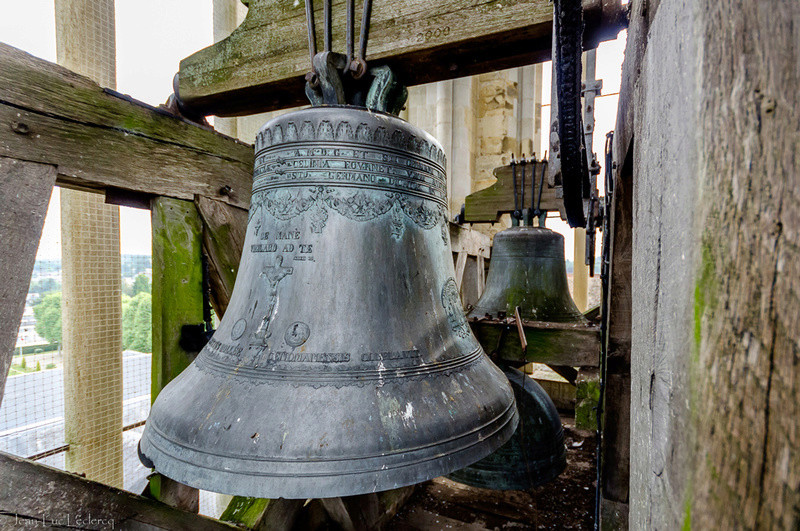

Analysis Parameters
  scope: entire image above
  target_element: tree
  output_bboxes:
[29,278,61,295]
[33,292,61,344]
[132,274,151,296]
[122,292,152,353]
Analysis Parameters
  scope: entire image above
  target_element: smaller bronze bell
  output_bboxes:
[448,365,566,490]
[468,226,584,323]
[451,225,580,490]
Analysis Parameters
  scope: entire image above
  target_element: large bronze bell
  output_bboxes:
[449,225,581,491]
[139,106,518,499]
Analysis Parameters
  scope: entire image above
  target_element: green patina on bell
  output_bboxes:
[449,225,581,491]
[468,226,584,322]
[448,365,566,490]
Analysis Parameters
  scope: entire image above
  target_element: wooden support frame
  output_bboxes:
[470,318,601,367]
[464,162,566,223]
[0,158,56,406]
[178,0,626,116]
[0,43,255,210]
[0,452,238,530]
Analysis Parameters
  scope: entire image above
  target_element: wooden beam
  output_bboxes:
[0,158,56,407]
[0,452,238,530]
[178,0,627,116]
[599,138,631,524]
[195,196,248,318]
[0,42,255,210]
[148,197,206,510]
[464,163,566,223]
[449,222,491,258]
[470,318,600,367]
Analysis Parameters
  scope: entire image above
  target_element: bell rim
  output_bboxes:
[139,395,518,499]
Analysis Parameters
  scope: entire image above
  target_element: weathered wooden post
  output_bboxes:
[55,0,124,488]
[0,160,56,406]
[148,196,205,511]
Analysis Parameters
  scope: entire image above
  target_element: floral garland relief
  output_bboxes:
[249,186,448,242]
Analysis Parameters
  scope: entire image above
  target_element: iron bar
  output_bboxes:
[346,0,355,66]
[359,0,372,60]
[305,0,317,66]
[520,156,526,223]
[323,0,332,52]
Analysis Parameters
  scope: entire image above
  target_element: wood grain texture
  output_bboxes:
[599,125,632,522]
[622,0,800,528]
[692,1,800,528]
[0,43,255,209]
[471,319,600,367]
[464,163,566,223]
[0,158,56,408]
[195,196,248,317]
[179,0,626,116]
[149,197,205,510]
[449,222,491,258]
[0,452,238,530]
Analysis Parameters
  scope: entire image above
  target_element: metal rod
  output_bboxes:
[530,154,537,221]
[594,131,614,531]
[305,0,317,66]
[510,155,520,221]
[324,0,332,52]
[535,159,547,216]
[27,444,70,461]
[520,156,526,223]
[346,0,355,65]
[26,419,147,461]
[359,0,372,59]
[123,419,147,432]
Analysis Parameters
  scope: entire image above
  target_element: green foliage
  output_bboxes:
[29,277,61,295]
[132,274,151,295]
[35,361,41,371]
[33,292,62,344]
[19,357,26,369]
[45,363,56,370]
[122,292,152,353]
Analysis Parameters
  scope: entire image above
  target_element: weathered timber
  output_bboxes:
[0,452,238,530]
[220,497,304,530]
[0,158,56,407]
[449,221,491,258]
[599,130,632,525]
[470,318,600,367]
[691,1,800,528]
[449,222,490,308]
[178,0,626,116]
[322,487,416,530]
[620,0,800,529]
[463,163,566,223]
[0,42,255,209]
[195,196,248,317]
[148,197,205,510]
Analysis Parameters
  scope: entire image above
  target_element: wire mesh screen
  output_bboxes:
[0,224,65,464]
[0,188,153,493]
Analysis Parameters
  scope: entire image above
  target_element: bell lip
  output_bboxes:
[447,445,567,491]
[138,396,518,499]
[447,366,567,490]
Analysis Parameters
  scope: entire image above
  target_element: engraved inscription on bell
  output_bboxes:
[139,106,517,499]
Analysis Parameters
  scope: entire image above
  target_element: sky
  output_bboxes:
[0,1,625,262]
